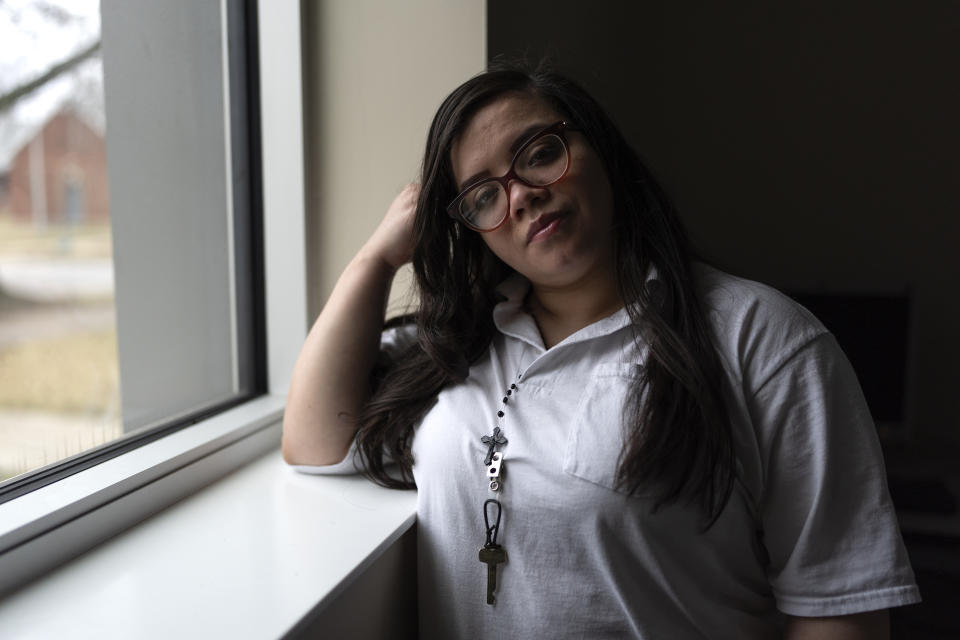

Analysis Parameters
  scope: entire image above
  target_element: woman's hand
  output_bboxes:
[361,183,419,272]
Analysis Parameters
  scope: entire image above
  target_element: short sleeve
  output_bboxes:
[286,323,417,477]
[379,321,418,360]
[749,333,921,616]
[289,439,363,475]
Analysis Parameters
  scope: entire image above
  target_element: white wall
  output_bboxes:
[303,0,486,320]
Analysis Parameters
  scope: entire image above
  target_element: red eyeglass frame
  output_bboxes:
[446,121,572,232]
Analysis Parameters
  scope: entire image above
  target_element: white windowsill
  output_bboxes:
[0,396,288,596]
[0,445,417,638]
[0,395,285,546]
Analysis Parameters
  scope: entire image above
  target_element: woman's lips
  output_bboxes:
[527,212,565,243]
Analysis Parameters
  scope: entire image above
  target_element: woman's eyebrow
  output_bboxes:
[458,170,490,193]
[456,122,554,192]
[508,122,551,155]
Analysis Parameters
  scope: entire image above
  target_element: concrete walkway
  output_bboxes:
[0,301,116,347]
[0,257,114,302]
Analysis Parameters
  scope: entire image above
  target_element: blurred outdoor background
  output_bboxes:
[0,0,121,483]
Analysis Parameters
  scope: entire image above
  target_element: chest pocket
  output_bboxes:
[561,362,644,491]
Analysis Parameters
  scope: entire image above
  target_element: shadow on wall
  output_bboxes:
[487,0,960,450]
[488,3,960,637]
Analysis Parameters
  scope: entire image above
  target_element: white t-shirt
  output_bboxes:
[293,265,920,639]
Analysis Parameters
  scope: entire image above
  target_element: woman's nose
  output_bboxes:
[506,178,548,219]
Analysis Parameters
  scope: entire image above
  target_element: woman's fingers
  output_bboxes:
[365,183,419,271]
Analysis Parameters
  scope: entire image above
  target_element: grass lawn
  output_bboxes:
[0,328,119,413]
[0,215,113,260]
[0,327,121,483]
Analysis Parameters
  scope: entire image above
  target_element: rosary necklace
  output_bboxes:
[477,373,520,606]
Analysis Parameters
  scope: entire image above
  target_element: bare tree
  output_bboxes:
[0,39,101,114]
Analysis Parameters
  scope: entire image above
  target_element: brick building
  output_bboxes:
[0,107,109,225]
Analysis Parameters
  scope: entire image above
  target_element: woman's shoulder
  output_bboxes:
[692,263,823,328]
[691,262,830,385]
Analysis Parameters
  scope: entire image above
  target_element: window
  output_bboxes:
[0,0,264,500]
[0,0,307,595]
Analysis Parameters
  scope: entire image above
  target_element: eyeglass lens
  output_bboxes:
[459,134,568,230]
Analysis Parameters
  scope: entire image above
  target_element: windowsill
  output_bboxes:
[0,396,286,545]
[0,447,417,638]
[0,395,288,597]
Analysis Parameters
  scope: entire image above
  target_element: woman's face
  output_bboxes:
[450,92,617,292]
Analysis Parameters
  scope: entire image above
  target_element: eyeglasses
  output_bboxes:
[447,121,571,232]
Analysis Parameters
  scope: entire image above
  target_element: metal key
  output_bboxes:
[478,545,507,605]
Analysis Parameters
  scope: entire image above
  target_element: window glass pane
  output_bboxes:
[0,0,120,483]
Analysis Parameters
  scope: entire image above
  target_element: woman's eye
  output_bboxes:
[524,139,563,167]
[471,185,500,210]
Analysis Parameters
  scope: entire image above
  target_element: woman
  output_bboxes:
[282,65,920,639]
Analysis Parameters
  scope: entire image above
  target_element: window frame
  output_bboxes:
[0,0,307,597]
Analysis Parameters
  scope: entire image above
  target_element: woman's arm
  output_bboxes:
[784,610,889,640]
[281,185,418,466]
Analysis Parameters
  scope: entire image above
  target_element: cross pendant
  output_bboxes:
[480,426,508,466]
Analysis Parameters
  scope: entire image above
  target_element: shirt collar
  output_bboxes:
[492,271,657,351]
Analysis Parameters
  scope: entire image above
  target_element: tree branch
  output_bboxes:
[0,39,101,113]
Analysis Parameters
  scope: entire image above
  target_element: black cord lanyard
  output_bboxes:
[483,498,503,549]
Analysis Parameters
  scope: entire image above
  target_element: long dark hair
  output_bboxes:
[356,64,735,529]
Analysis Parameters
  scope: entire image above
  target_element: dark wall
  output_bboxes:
[489,1,960,446]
